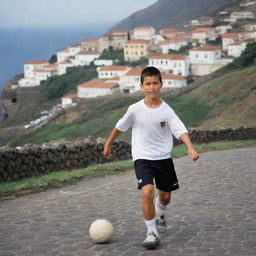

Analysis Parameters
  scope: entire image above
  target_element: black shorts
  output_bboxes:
[134,158,179,192]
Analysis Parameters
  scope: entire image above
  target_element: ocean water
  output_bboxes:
[0,23,113,92]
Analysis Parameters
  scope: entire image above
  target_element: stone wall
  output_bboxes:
[0,126,255,183]
[0,139,131,183]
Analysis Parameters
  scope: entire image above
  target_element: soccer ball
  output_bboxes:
[89,219,114,243]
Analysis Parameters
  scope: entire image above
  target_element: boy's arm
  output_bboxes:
[179,133,199,161]
[103,128,122,158]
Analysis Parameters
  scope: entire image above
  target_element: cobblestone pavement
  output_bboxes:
[0,147,255,256]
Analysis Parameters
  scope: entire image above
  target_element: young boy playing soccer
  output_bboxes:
[103,66,199,249]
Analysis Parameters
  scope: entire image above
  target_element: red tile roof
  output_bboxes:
[126,40,150,44]
[190,45,220,51]
[99,66,129,71]
[150,54,187,60]
[192,27,215,33]
[134,26,155,30]
[78,79,118,89]
[77,51,100,55]
[63,94,77,99]
[25,60,48,65]
[125,67,143,76]
[221,33,239,38]
[162,73,185,80]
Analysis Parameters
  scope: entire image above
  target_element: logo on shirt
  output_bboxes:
[160,121,166,127]
[138,179,143,184]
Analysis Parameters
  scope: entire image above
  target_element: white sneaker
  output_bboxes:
[156,215,166,234]
[142,231,159,249]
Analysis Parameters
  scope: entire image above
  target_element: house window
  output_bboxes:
[196,54,199,58]
[205,54,208,58]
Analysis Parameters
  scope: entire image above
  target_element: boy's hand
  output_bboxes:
[188,148,199,161]
[103,143,111,158]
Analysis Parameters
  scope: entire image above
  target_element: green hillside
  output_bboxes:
[3,64,256,147]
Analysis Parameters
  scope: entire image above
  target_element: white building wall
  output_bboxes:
[189,50,221,64]
[75,54,100,66]
[119,75,140,93]
[149,58,189,76]
[24,63,48,78]
[18,78,39,87]
[228,44,243,57]
[163,79,187,88]
[78,87,118,98]
[134,28,155,40]
[161,41,188,53]
[98,69,129,79]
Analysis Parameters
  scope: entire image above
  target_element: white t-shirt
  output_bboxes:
[116,99,188,161]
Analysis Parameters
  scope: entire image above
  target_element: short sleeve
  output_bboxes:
[115,106,134,132]
[167,107,188,139]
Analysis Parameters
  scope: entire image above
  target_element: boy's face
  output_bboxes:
[140,76,162,100]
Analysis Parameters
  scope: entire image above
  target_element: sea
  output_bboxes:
[0,23,114,92]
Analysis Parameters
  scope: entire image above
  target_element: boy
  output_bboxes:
[103,66,199,249]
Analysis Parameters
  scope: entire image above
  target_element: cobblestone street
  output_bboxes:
[0,147,255,256]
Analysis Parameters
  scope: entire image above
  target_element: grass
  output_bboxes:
[0,140,255,199]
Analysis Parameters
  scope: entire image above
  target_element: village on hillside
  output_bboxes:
[13,1,256,109]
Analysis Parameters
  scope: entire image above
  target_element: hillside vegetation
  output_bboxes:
[3,62,256,147]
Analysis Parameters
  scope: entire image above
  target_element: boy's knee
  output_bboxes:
[141,185,154,201]
[159,191,171,205]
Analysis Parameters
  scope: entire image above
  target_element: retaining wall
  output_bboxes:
[0,127,255,183]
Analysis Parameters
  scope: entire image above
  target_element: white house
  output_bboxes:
[221,33,240,51]
[77,79,119,98]
[215,25,232,35]
[81,38,99,52]
[133,26,156,40]
[93,59,114,66]
[228,39,255,57]
[191,27,217,44]
[159,28,181,38]
[68,45,81,56]
[33,64,58,84]
[57,48,71,63]
[148,54,190,76]
[162,73,187,88]
[189,45,222,64]
[189,45,232,76]
[231,12,255,20]
[61,94,77,108]
[97,66,130,79]
[243,22,256,31]
[24,60,49,79]
[74,51,101,66]
[160,36,189,53]
[119,67,142,93]
[57,60,74,75]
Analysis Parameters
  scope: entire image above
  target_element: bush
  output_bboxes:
[42,65,97,101]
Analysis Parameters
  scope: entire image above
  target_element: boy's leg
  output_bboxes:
[155,190,171,233]
[141,184,159,248]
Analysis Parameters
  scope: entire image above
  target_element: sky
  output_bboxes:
[0,0,157,28]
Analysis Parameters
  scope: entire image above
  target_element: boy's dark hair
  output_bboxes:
[140,66,162,84]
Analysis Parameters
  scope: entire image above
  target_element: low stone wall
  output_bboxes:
[0,139,131,183]
[0,127,255,183]
[188,126,256,144]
